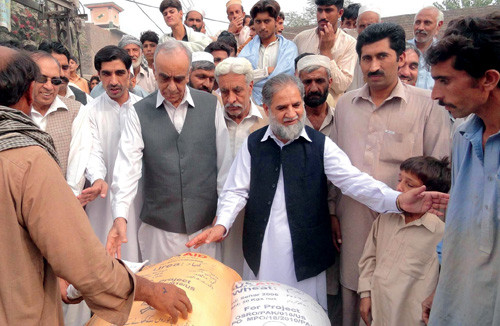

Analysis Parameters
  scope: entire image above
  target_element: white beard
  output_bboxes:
[269,111,306,141]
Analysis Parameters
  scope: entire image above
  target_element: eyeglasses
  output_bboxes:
[36,75,63,86]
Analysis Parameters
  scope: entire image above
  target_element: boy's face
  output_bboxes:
[397,170,424,193]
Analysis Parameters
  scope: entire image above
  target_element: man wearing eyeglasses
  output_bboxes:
[38,41,93,105]
[29,51,81,178]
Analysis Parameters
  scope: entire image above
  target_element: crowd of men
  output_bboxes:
[0,0,498,325]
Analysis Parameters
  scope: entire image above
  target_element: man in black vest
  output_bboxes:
[107,40,232,265]
[187,73,449,309]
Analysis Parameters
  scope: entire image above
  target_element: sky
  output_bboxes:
[79,0,438,38]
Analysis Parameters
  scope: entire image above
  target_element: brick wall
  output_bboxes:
[285,4,500,40]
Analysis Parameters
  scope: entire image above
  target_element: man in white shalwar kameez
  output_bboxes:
[68,45,143,261]
[187,74,449,310]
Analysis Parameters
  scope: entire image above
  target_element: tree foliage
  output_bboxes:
[433,0,497,10]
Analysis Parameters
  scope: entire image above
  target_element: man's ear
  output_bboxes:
[339,8,344,18]
[249,80,254,92]
[481,69,500,91]
[27,81,34,108]
[398,51,407,68]
[263,103,269,115]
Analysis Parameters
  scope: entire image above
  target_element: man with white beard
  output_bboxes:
[187,73,450,310]
[118,35,157,94]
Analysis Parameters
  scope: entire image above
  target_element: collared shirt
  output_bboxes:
[429,115,500,325]
[111,87,232,221]
[30,96,68,131]
[305,105,335,139]
[407,38,438,90]
[358,212,444,326]
[253,38,280,83]
[66,83,94,103]
[293,27,358,105]
[136,65,157,94]
[80,91,143,261]
[223,100,264,159]
[333,80,451,290]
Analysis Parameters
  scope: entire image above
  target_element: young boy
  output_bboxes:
[357,156,451,326]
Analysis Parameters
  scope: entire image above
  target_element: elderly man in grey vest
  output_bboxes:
[187,73,449,310]
[107,40,232,264]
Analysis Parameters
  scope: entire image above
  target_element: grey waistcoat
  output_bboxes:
[135,88,218,234]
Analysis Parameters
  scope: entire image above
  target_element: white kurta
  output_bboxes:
[85,92,143,261]
[216,126,401,310]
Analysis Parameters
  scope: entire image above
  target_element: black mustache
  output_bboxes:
[368,71,384,77]
[438,100,457,109]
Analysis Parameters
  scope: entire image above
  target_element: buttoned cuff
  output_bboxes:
[385,190,401,213]
[359,291,371,299]
[114,206,130,221]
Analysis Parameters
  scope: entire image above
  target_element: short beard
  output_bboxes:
[269,111,306,141]
[304,89,329,107]
[132,59,141,69]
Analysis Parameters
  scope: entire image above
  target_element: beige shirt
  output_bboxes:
[224,101,268,159]
[136,65,157,94]
[358,212,444,326]
[293,27,357,105]
[0,146,135,325]
[69,75,90,94]
[332,81,451,290]
[305,105,335,140]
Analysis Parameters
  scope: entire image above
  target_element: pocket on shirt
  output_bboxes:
[380,131,415,164]
[399,244,433,279]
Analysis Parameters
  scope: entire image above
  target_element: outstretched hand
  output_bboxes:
[185,225,226,249]
[77,179,108,206]
[106,217,128,258]
[398,186,449,216]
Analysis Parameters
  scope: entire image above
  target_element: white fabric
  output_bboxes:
[30,96,68,131]
[222,100,264,275]
[253,38,280,83]
[187,7,205,18]
[215,126,401,308]
[358,5,382,17]
[136,65,157,94]
[223,100,263,159]
[138,223,219,265]
[192,51,214,63]
[297,54,332,74]
[112,87,232,221]
[83,92,143,261]
[160,25,213,52]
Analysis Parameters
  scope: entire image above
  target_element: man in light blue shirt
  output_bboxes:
[407,6,444,90]
[423,13,500,325]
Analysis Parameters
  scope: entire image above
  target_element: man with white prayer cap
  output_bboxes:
[297,54,342,325]
[188,51,216,93]
[185,7,205,33]
[356,4,381,35]
[225,0,251,47]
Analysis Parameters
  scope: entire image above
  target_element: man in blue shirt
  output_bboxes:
[423,13,500,325]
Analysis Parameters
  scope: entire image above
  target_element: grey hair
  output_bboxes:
[405,42,421,57]
[154,40,192,71]
[262,74,304,107]
[191,60,215,72]
[416,6,444,24]
[299,64,332,79]
[30,51,61,69]
[214,57,254,85]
